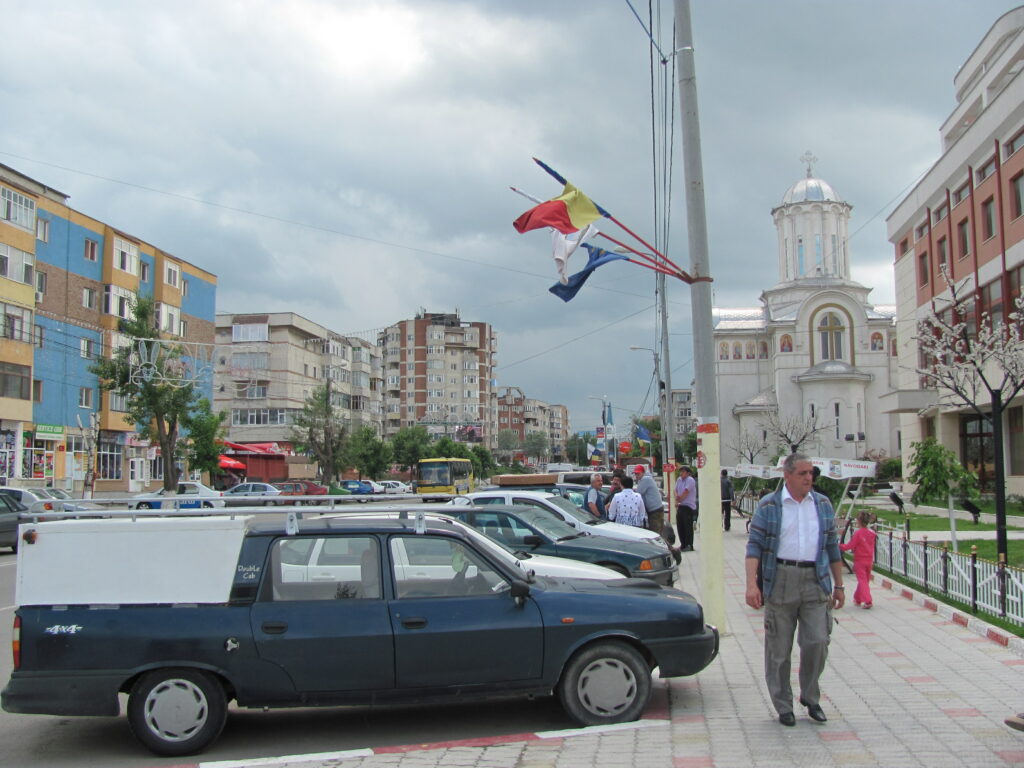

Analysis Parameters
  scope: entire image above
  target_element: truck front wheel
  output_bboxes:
[127,668,227,756]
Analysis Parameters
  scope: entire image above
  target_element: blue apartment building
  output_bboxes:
[0,163,217,493]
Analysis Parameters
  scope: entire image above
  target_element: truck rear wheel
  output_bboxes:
[127,668,227,756]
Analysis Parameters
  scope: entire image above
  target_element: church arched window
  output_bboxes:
[818,312,845,361]
[779,334,793,353]
[758,341,768,359]
[870,332,884,351]
[745,342,756,359]
[719,343,729,361]
[732,343,742,360]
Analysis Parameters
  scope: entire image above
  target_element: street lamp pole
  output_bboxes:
[587,395,611,467]
[675,0,725,632]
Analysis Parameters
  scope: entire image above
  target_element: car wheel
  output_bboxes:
[558,642,651,727]
[138,502,153,510]
[201,502,214,509]
[598,562,631,578]
[127,668,227,757]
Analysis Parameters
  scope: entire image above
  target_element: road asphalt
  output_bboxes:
[156,507,1024,768]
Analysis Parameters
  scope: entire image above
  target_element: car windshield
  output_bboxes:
[546,495,594,524]
[46,489,72,500]
[516,509,579,540]
[417,463,451,486]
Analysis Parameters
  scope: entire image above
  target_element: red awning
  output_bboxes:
[218,455,246,470]
[223,441,283,455]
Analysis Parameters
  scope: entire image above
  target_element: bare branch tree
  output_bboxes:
[727,429,769,464]
[759,411,830,455]
[915,269,1024,560]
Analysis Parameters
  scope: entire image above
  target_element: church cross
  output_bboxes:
[800,150,818,178]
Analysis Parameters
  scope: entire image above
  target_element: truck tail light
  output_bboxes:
[12,615,20,669]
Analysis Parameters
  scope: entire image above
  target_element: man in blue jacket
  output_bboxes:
[745,453,845,727]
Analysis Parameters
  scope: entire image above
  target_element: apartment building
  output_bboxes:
[378,311,496,444]
[548,403,569,460]
[0,163,216,493]
[214,312,383,454]
[885,7,1024,495]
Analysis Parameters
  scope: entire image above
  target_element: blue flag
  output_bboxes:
[548,244,628,302]
[635,424,652,444]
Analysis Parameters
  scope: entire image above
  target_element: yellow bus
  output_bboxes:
[414,457,473,495]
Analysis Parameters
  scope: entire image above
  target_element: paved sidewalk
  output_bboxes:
[173,522,1024,768]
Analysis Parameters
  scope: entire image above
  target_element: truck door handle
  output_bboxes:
[401,617,427,630]
[261,621,289,634]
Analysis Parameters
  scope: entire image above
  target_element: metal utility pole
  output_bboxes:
[658,271,677,511]
[675,0,725,631]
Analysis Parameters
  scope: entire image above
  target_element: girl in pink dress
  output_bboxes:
[840,511,878,608]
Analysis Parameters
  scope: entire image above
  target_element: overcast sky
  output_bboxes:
[1,0,1019,436]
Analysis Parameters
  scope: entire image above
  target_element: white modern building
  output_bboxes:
[714,160,899,466]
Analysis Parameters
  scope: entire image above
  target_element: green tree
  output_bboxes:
[496,429,521,463]
[349,425,392,479]
[390,425,430,471]
[90,296,202,491]
[181,398,227,478]
[566,433,590,466]
[523,431,549,463]
[471,445,497,480]
[907,438,979,506]
[289,385,349,483]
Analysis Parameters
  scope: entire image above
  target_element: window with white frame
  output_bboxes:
[80,337,96,358]
[35,270,47,296]
[109,392,129,412]
[97,440,122,480]
[1,303,32,343]
[232,323,268,342]
[156,303,181,336]
[78,387,93,408]
[1,187,36,230]
[113,237,140,275]
[140,262,150,282]
[236,380,268,399]
[84,239,99,261]
[82,286,98,310]
[0,243,34,285]
[231,351,268,370]
[36,217,49,242]
[165,263,180,288]
[181,278,188,297]
[103,285,135,319]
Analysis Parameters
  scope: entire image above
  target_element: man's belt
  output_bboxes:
[776,558,815,568]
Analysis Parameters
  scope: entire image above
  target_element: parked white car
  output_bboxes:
[0,486,99,516]
[464,490,670,551]
[364,480,387,494]
[129,481,226,510]
[326,509,624,581]
[378,480,411,494]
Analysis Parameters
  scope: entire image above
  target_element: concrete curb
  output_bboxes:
[875,573,1024,656]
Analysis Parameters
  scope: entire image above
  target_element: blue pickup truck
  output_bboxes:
[2,510,718,757]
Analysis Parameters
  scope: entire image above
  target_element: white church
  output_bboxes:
[713,157,900,466]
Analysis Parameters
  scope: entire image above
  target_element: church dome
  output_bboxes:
[781,176,844,205]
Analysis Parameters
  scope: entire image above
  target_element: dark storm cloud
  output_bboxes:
[1,0,1019,431]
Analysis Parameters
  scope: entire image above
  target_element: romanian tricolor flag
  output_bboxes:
[513,181,608,234]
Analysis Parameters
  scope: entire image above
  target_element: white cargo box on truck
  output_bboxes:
[16,516,250,607]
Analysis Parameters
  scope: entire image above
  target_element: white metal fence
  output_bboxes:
[872,529,1024,628]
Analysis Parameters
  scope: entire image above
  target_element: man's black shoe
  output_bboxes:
[799,698,827,722]
[672,548,682,564]
[779,712,796,727]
